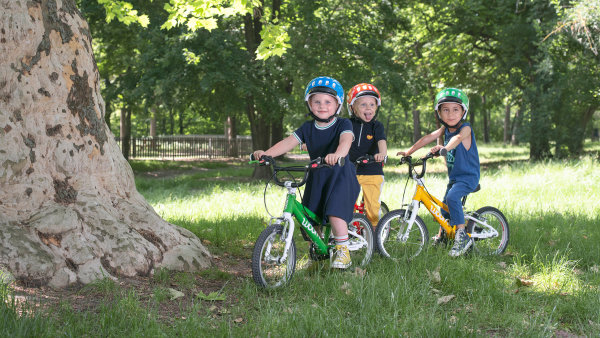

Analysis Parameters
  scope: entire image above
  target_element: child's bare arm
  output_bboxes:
[253,135,299,159]
[397,127,444,156]
[432,125,472,154]
[375,139,387,162]
[325,132,353,166]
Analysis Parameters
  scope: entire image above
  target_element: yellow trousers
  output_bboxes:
[357,175,384,227]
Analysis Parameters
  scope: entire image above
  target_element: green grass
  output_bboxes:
[2,142,600,336]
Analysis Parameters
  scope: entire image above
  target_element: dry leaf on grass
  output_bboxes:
[427,266,441,283]
[437,294,455,305]
[167,288,184,300]
[354,267,366,277]
[516,277,534,286]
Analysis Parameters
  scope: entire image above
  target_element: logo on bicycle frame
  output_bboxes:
[301,218,318,236]
[430,204,445,222]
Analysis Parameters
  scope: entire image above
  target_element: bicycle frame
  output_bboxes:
[407,177,454,238]
[273,181,331,262]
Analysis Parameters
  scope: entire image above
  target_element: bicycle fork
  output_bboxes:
[397,200,421,242]
[266,212,296,264]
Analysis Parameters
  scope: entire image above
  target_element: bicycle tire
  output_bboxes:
[251,225,296,288]
[466,206,509,255]
[347,213,375,267]
[376,209,429,260]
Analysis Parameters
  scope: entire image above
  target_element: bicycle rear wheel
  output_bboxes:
[376,209,429,260]
[347,213,374,267]
[466,206,509,255]
[251,225,296,288]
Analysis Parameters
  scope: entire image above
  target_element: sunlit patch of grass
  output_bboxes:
[530,251,581,295]
[508,250,582,295]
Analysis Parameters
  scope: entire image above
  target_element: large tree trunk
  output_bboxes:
[0,0,210,289]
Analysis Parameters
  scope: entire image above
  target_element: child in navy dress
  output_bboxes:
[252,76,360,269]
[397,88,480,257]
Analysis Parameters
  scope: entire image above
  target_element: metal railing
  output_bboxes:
[116,135,253,159]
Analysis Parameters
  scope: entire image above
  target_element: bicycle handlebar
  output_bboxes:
[249,154,344,188]
[398,150,441,179]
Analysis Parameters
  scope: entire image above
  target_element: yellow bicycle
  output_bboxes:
[375,151,509,260]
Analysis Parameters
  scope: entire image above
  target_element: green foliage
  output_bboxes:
[98,0,150,27]
[79,0,599,158]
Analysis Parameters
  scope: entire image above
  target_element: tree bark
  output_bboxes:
[225,115,238,157]
[482,95,489,143]
[120,107,130,160]
[0,0,210,289]
[411,103,421,143]
[503,100,511,144]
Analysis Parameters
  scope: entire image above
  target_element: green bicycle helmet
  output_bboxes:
[434,88,469,128]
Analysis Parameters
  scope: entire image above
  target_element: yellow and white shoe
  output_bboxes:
[331,244,352,269]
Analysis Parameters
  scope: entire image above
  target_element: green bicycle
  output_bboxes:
[249,155,374,288]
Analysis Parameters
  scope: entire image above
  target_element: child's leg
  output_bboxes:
[445,181,472,229]
[445,181,474,256]
[330,216,348,243]
[357,175,384,227]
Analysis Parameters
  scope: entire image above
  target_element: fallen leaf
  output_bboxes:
[590,265,599,273]
[427,266,441,283]
[197,290,226,301]
[341,281,352,295]
[498,262,507,269]
[431,288,441,294]
[516,277,534,286]
[437,295,455,305]
[167,288,184,300]
[354,267,366,277]
[234,317,243,323]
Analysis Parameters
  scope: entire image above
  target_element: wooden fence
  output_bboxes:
[116,135,253,159]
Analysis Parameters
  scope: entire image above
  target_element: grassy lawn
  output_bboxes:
[2,142,600,336]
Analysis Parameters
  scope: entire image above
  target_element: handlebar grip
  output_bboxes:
[338,157,345,167]
[439,148,448,157]
[249,153,256,161]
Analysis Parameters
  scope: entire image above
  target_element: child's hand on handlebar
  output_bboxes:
[397,151,409,156]
[374,153,387,163]
[324,153,342,166]
[252,150,266,161]
[430,145,444,156]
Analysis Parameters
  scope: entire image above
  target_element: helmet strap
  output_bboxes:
[309,112,335,123]
[436,113,463,129]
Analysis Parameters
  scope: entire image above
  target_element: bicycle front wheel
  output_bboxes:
[251,225,296,288]
[466,206,509,255]
[376,209,429,260]
[347,213,374,267]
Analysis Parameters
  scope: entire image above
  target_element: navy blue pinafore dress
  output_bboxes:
[292,118,360,224]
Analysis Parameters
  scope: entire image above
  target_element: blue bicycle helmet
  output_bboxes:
[304,76,344,122]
